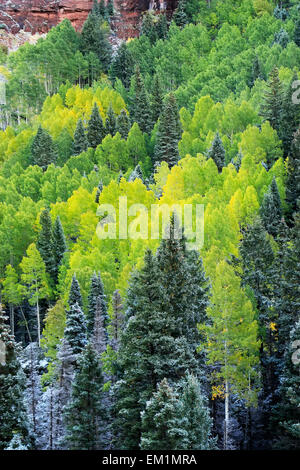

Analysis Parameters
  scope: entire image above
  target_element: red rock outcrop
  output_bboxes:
[0,0,178,39]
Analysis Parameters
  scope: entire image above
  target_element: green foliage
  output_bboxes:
[31,126,56,170]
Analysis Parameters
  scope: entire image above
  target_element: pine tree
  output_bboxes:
[274,28,289,48]
[105,103,117,136]
[260,67,284,136]
[109,289,124,352]
[107,0,114,17]
[151,74,164,124]
[31,126,56,170]
[37,208,56,281]
[23,342,42,441]
[295,19,300,47]
[206,132,226,173]
[140,11,157,44]
[286,128,300,219]
[95,180,103,204]
[133,66,151,134]
[68,274,83,308]
[260,177,282,237]
[87,103,105,148]
[173,0,188,28]
[281,72,300,156]
[92,297,107,355]
[87,272,108,337]
[64,344,106,450]
[79,13,112,72]
[0,306,30,449]
[140,378,187,450]
[180,373,215,450]
[109,42,134,89]
[72,118,88,155]
[52,216,67,282]
[98,0,107,19]
[156,14,168,40]
[64,302,87,356]
[116,109,131,139]
[5,433,29,450]
[249,55,263,88]
[128,164,144,182]
[154,93,182,167]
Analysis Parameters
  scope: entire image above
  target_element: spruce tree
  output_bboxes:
[95,180,103,204]
[23,343,42,441]
[116,109,131,139]
[105,103,117,136]
[79,13,112,72]
[286,128,300,219]
[64,344,106,450]
[140,379,187,450]
[128,164,144,182]
[173,0,188,28]
[295,19,300,47]
[133,66,151,134]
[64,302,87,356]
[281,72,300,156]
[249,55,263,88]
[260,67,284,136]
[72,118,88,155]
[87,272,108,337]
[68,274,83,308]
[109,289,124,352]
[151,74,164,124]
[87,102,105,148]
[206,132,226,173]
[92,297,107,355]
[140,11,157,44]
[52,216,67,282]
[156,14,168,40]
[154,93,182,167]
[260,177,282,237]
[107,0,114,17]
[109,42,134,89]
[31,125,56,170]
[0,306,30,449]
[37,208,56,281]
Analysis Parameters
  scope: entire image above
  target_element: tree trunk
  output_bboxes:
[224,378,229,450]
[36,298,41,347]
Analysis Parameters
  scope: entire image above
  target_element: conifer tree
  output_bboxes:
[140,378,187,450]
[68,274,83,309]
[116,109,131,139]
[281,72,300,156]
[0,306,30,449]
[295,19,300,47]
[37,208,56,281]
[206,132,226,173]
[128,164,144,182]
[260,177,282,237]
[64,302,87,356]
[133,66,151,134]
[95,180,103,204]
[64,344,106,450]
[154,93,181,167]
[286,128,300,219]
[87,272,108,337]
[156,14,168,40]
[107,0,114,17]
[24,343,42,441]
[140,11,157,44]
[92,297,107,355]
[31,126,57,170]
[79,13,112,71]
[173,0,188,28]
[52,216,67,282]
[98,0,106,18]
[105,103,117,136]
[260,67,284,136]
[87,103,105,148]
[249,55,263,88]
[109,42,134,89]
[151,74,164,124]
[72,118,88,155]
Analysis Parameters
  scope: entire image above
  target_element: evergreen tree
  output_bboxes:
[249,55,263,88]
[105,103,117,136]
[274,28,289,48]
[116,109,131,139]
[68,274,83,309]
[140,11,157,44]
[72,118,88,155]
[52,216,67,282]
[64,344,106,450]
[151,74,164,124]
[107,0,114,17]
[92,297,107,355]
[95,180,103,204]
[173,0,188,28]
[98,0,106,18]
[260,177,282,237]
[133,66,151,134]
[87,102,105,148]
[206,132,226,173]
[23,342,42,441]
[156,14,168,40]
[87,272,108,337]
[286,129,300,219]
[0,306,30,449]
[140,378,187,450]
[260,67,284,136]
[79,13,112,72]
[281,72,300,156]
[154,93,181,167]
[37,208,56,281]
[109,42,134,89]
[5,433,28,450]
[31,126,56,170]
[128,164,144,182]
[64,302,87,356]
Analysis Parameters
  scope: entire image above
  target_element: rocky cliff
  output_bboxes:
[0,0,177,39]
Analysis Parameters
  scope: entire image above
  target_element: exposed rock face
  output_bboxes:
[0,0,178,39]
